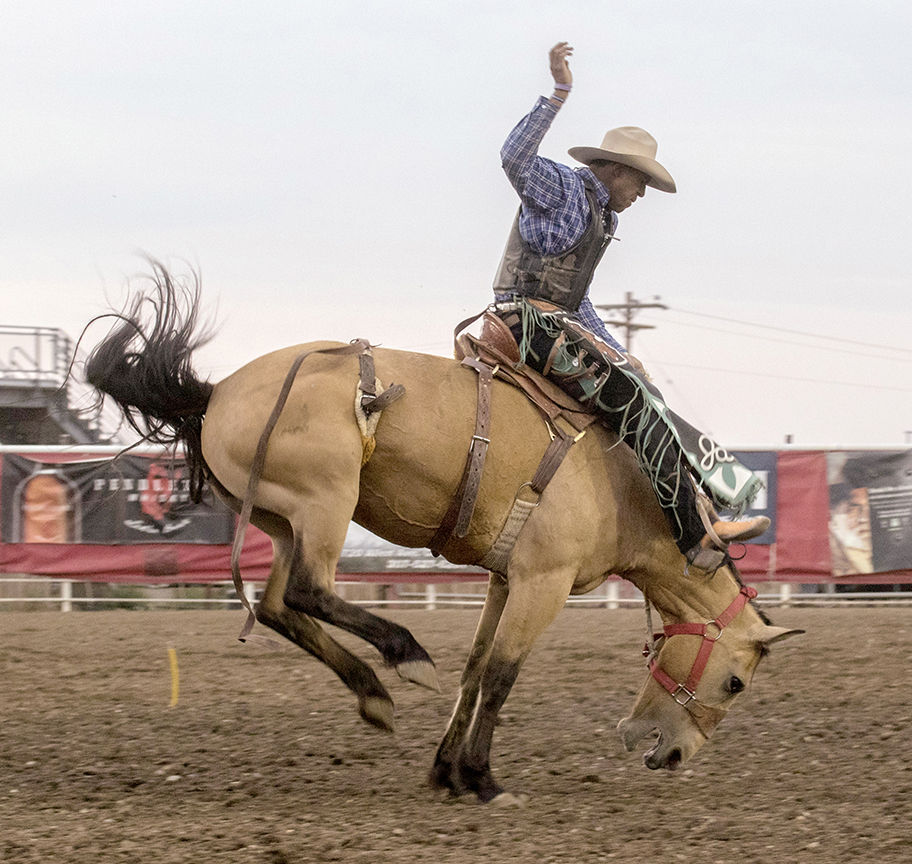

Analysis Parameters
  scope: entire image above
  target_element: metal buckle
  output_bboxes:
[672,684,697,706]
[703,621,723,641]
[515,481,541,507]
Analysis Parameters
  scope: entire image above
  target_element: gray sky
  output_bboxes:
[3,1,910,446]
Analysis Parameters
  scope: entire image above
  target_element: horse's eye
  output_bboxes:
[728,676,745,695]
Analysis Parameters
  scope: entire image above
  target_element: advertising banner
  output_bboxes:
[732,450,778,543]
[0,453,233,545]
[826,450,912,575]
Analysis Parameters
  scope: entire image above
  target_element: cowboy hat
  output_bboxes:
[568,126,676,193]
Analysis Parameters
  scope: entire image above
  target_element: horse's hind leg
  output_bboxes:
[255,530,396,731]
[430,572,508,794]
[280,501,439,692]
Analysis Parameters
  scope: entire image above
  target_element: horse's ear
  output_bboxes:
[749,623,805,648]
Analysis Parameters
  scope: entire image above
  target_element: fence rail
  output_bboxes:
[1,576,910,612]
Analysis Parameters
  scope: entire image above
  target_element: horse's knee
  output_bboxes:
[461,640,489,685]
[282,579,331,616]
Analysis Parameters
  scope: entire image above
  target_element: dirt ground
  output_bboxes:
[0,604,908,864]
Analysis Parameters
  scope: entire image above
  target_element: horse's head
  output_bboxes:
[617,582,802,770]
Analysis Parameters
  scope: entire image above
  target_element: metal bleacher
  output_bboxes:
[0,325,126,445]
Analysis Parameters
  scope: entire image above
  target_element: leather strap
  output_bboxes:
[456,358,494,537]
[649,585,758,726]
[232,340,372,641]
[529,424,590,493]
[429,357,494,553]
[476,425,588,575]
[358,351,406,414]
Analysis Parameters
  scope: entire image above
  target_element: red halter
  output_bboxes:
[648,585,758,710]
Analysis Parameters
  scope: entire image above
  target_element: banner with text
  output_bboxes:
[0,453,233,544]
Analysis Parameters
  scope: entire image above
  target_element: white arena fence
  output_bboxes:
[1,575,909,612]
[2,445,911,611]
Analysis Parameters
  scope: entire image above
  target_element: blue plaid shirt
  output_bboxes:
[496,96,625,353]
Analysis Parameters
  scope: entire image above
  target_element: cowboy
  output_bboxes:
[492,42,768,569]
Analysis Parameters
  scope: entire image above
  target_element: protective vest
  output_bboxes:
[492,181,613,313]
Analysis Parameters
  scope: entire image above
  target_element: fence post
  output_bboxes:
[60,580,73,613]
[425,583,437,611]
[779,582,792,607]
[606,580,620,610]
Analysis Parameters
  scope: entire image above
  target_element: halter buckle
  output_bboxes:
[672,684,697,706]
[703,621,723,642]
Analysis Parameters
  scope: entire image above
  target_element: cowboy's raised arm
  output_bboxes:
[547,41,573,108]
[500,42,577,207]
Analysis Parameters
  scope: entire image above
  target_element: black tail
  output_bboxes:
[85,259,216,499]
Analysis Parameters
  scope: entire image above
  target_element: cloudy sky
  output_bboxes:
[2,1,910,447]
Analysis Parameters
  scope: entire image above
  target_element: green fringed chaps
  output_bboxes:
[513,301,761,543]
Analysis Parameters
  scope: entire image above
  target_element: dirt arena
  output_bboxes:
[0,603,908,863]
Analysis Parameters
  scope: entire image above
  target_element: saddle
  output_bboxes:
[429,310,598,567]
[455,310,596,434]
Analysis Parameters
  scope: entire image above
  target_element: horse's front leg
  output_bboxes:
[455,567,575,803]
[430,572,509,795]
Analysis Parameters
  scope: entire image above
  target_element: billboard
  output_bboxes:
[826,450,912,576]
[733,450,778,542]
[1,453,233,545]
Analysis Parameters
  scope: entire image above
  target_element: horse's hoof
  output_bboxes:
[359,695,395,732]
[396,659,440,692]
[490,792,528,809]
[429,760,466,797]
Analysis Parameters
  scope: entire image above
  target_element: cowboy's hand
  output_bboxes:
[549,42,573,87]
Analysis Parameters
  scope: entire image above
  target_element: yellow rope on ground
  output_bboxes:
[167,646,179,708]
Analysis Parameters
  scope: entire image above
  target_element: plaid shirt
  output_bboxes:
[496,96,625,353]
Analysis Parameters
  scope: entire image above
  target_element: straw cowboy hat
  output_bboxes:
[569,127,676,193]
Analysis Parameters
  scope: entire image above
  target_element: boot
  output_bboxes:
[686,495,771,571]
[710,514,770,543]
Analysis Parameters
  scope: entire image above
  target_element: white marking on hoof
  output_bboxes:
[396,660,440,692]
[490,792,528,809]
[359,696,395,733]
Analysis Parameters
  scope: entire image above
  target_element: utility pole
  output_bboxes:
[595,292,667,353]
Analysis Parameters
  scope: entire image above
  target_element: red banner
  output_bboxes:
[1,448,910,584]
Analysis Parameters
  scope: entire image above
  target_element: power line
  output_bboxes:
[649,358,912,393]
[668,306,912,356]
[641,314,912,364]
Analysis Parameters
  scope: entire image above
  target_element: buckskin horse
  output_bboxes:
[85,263,802,803]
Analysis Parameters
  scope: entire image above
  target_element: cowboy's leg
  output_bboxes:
[508,317,767,560]
[556,338,770,557]
[512,321,702,550]
[564,349,706,552]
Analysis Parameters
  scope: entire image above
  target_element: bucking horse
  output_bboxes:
[85,262,802,803]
